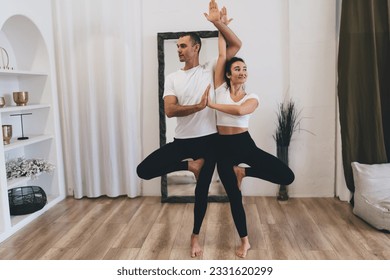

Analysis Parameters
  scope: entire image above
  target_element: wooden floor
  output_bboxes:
[1,196,390,260]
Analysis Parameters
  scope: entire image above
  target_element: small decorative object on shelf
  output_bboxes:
[10,113,32,140]
[0,97,5,108]
[6,157,55,180]
[8,186,47,215]
[1,46,13,70]
[13,91,29,106]
[2,124,12,145]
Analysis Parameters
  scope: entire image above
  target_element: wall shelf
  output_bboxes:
[3,134,53,151]
[0,3,65,243]
[0,69,48,77]
[0,104,51,114]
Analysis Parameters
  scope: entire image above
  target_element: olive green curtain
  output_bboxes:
[338,0,390,193]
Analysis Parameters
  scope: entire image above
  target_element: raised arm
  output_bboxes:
[214,32,227,89]
[204,0,241,60]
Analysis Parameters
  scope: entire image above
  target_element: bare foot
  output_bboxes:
[233,166,245,191]
[236,236,251,258]
[188,158,205,180]
[190,234,203,258]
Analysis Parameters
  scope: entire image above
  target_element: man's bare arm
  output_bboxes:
[164,85,210,118]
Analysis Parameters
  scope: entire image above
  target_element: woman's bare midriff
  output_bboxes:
[217,126,248,135]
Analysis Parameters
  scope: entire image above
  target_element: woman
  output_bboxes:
[207,31,295,258]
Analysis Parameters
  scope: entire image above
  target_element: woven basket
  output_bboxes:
[8,186,47,215]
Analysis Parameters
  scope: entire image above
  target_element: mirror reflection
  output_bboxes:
[158,31,228,202]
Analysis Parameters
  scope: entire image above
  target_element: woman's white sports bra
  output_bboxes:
[215,83,259,128]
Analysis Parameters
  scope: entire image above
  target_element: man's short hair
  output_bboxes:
[179,32,202,53]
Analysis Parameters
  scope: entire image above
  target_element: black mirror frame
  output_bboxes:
[157,30,228,203]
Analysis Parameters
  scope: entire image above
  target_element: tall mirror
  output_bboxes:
[158,30,228,203]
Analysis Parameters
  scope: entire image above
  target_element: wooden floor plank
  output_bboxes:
[239,249,271,260]
[316,224,368,259]
[255,197,277,225]
[206,202,234,225]
[201,202,237,259]
[73,222,127,260]
[0,246,19,259]
[301,250,340,260]
[135,200,187,260]
[103,248,140,260]
[10,222,75,259]
[169,248,197,260]
[262,223,304,259]
[53,199,123,249]
[103,196,145,224]
[301,198,346,226]
[136,222,181,260]
[39,247,79,260]
[281,199,334,251]
[244,203,267,250]
[55,197,101,223]
[172,204,201,249]
[111,198,164,249]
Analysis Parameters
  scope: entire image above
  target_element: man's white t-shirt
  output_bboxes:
[163,60,217,139]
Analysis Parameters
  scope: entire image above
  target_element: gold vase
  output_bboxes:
[13,91,29,106]
[2,125,12,145]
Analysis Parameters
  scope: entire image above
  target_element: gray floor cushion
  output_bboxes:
[351,162,390,231]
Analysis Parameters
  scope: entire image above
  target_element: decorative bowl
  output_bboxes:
[13,91,29,106]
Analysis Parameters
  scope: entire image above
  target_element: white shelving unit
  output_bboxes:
[0,1,65,243]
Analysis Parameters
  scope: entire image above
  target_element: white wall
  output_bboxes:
[141,0,337,197]
[287,0,337,197]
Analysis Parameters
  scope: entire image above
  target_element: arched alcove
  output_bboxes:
[1,15,49,71]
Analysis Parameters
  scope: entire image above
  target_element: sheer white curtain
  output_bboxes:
[52,0,142,198]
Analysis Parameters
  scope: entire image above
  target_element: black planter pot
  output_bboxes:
[277,145,289,201]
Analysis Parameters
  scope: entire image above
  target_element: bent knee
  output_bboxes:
[136,164,152,180]
[284,170,295,185]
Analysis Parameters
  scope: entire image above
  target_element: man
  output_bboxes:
[137,0,241,257]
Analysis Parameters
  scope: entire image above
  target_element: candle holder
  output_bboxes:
[2,125,12,145]
[10,113,32,140]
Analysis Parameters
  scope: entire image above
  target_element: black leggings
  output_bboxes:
[217,131,294,238]
[137,133,218,234]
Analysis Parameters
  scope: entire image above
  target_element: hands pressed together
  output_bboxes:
[198,84,216,110]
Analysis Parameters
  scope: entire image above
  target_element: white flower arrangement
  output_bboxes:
[6,157,55,180]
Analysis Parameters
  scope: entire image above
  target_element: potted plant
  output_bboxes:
[273,99,300,201]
